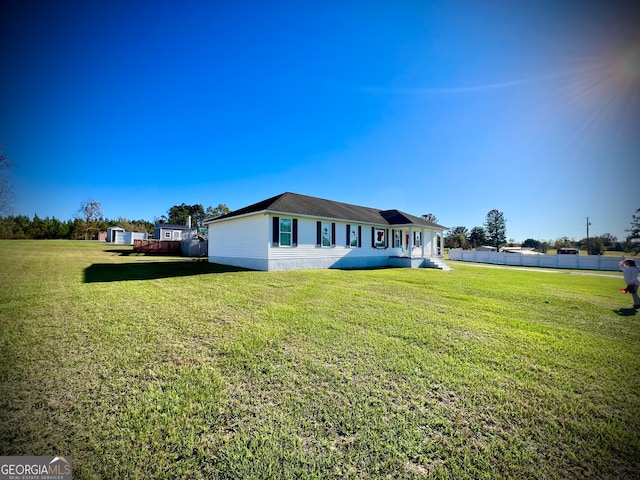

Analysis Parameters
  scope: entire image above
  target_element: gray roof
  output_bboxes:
[206,192,446,229]
[154,224,195,230]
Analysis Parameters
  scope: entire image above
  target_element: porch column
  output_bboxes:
[430,230,435,257]
[408,226,414,258]
[421,228,425,257]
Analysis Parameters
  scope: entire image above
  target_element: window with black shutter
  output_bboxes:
[272,217,279,247]
[292,219,298,247]
[316,221,321,246]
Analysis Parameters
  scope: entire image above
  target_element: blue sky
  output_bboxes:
[1,0,638,242]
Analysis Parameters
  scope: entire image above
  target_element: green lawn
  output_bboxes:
[1,240,639,479]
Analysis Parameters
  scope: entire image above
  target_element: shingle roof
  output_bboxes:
[154,224,195,230]
[206,192,446,229]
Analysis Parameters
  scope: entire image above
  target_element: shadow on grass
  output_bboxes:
[104,248,143,256]
[613,307,638,317]
[84,261,249,283]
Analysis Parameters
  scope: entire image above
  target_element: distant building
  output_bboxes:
[501,246,541,255]
[153,224,197,241]
[105,227,125,243]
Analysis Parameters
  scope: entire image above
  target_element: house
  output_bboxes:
[153,224,196,241]
[204,192,448,271]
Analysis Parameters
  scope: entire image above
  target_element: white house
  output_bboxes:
[204,192,448,271]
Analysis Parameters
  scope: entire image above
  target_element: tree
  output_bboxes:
[522,238,540,249]
[76,199,103,240]
[445,226,469,249]
[0,142,13,214]
[206,203,231,218]
[600,233,617,248]
[626,208,640,254]
[166,203,206,228]
[553,237,575,249]
[484,209,507,251]
[539,241,550,254]
[580,236,605,255]
[421,213,438,223]
[114,217,154,235]
[468,226,486,249]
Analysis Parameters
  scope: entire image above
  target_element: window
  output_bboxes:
[374,228,386,249]
[164,231,171,239]
[348,225,359,248]
[414,231,422,247]
[272,217,297,247]
[393,230,401,248]
[321,222,332,247]
[316,221,335,247]
[280,217,292,247]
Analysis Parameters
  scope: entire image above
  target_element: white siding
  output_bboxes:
[268,217,397,270]
[209,213,446,271]
[208,214,269,269]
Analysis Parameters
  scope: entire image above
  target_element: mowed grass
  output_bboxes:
[1,240,639,479]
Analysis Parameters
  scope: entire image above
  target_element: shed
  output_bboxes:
[106,227,125,243]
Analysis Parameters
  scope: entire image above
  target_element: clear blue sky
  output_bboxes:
[1,0,638,242]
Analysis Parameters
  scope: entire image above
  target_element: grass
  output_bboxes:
[1,240,639,479]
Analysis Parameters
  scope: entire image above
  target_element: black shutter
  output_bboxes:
[346,224,350,246]
[272,217,279,247]
[331,223,336,246]
[385,229,389,249]
[358,226,362,248]
[316,221,321,246]
[371,227,375,248]
[292,219,298,247]
[392,229,395,248]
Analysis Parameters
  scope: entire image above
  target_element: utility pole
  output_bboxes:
[586,217,591,255]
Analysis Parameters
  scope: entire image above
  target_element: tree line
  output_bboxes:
[0,200,230,240]
[437,208,640,254]
[0,214,155,240]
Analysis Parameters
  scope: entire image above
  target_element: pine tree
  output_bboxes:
[484,209,507,251]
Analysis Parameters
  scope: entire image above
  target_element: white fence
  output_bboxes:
[448,249,624,271]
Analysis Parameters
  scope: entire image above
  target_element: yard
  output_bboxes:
[1,240,639,479]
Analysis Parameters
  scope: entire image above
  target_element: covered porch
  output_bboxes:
[388,226,449,270]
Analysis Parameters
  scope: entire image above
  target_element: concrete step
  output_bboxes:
[424,258,452,270]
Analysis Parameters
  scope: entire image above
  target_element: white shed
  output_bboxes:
[106,227,125,243]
